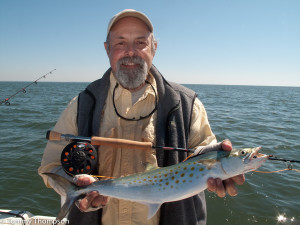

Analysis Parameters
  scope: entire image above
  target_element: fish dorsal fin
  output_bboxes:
[195,150,230,161]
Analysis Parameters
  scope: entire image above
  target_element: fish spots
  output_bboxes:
[166,182,169,186]
[189,174,194,177]
[175,180,180,184]
[171,176,175,180]
[181,173,185,177]
[199,168,204,172]
[191,167,195,171]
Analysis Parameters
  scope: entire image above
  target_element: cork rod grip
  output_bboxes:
[46,130,62,141]
[91,136,153,151]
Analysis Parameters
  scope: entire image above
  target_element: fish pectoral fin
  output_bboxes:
[142,203,161,220]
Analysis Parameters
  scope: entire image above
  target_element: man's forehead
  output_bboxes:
[112,35,150,40]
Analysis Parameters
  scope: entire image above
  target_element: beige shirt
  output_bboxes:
[39,72,216,225]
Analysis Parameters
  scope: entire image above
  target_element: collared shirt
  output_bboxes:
[39,72,216,225]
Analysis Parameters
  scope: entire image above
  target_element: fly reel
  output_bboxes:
[61,141,97,176]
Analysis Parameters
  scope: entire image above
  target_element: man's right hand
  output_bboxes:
[74,175,109,212]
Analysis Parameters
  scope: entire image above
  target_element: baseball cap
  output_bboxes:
[107,9,153,35]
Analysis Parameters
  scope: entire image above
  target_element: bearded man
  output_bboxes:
[39,9,245,225]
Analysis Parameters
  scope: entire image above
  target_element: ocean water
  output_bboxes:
[0,81,299,225]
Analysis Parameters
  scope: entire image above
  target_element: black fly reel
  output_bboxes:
[61,141,97,176]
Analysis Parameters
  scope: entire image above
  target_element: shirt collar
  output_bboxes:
[109,72,157,101]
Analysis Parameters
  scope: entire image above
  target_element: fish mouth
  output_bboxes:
[250,147,268,160]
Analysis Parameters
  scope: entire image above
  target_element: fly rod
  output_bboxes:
[268,155,300,164]
[46,130,300,176]
[47,130,300,162]
[1,69,56,106]
[46,130,195,153]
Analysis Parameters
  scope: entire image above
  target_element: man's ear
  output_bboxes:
[104,42,109,55]
[152,41,158,57]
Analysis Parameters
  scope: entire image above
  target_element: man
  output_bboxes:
[39,9,244,225]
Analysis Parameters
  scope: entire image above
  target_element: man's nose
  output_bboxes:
[125,43,136,57]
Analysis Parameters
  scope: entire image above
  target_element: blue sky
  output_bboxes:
[0,0,299,86]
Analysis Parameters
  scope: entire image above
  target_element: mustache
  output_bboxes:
[117,56,145,67]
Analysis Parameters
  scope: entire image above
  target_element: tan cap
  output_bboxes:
[107,9,153,35]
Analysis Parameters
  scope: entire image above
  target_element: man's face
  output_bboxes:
[104,17,157,89]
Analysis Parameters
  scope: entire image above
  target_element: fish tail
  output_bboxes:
[43,173,80,221]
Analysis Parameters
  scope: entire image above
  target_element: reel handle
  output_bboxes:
[46,130,153,151]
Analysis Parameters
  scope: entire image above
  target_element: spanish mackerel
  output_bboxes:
[44,147,268,220]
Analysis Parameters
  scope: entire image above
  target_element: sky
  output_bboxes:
[0,0,299,86]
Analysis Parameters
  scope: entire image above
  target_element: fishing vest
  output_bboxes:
[68,65,207,225]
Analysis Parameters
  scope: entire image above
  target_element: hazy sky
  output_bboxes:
[0,0,299,86]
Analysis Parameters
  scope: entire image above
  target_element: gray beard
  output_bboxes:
[115,56,148,89]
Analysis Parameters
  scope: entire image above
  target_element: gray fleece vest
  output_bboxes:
[68,65,207,225]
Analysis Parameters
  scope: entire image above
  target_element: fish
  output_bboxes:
[44,147,268,221]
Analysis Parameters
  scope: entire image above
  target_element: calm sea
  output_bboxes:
[0,81,299,225]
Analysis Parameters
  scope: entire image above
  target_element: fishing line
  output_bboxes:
[255,156,300,173]
[1,69,56,106]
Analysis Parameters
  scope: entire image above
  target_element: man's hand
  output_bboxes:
[74,175,109,212]
[206,140,245,197]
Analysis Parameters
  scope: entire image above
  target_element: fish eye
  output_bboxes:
[240,150,246,155]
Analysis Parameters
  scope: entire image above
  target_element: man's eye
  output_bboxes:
[136,41,147,46]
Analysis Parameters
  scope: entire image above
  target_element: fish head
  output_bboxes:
[221,147,268,176]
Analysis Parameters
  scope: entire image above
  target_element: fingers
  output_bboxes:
[231,174,245,185]
[221,139,232,151]
[207,175,245,198]
[224,179,238,196]
[207,178,226,197]
[91,195,110,207]
[77,191,110,212]
[75,175,96,186]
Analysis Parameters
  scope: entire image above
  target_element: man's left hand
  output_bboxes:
[206,140,245,197]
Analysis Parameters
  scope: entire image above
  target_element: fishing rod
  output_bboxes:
[46,130,195,176]
[1,69,56,106]
[46,130,300,175]
[268,155,300,164]
[46,130,195,153]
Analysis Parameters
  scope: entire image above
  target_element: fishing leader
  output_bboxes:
[39,9,245,225]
